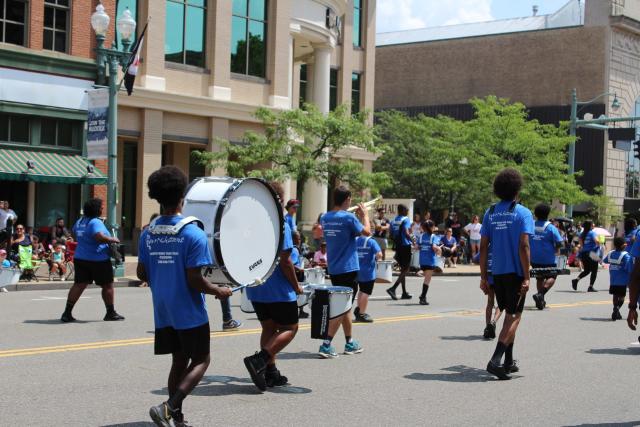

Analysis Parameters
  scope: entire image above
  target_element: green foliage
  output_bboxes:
[374,96,590,215]
[195,104,388,194]
[589,186,622,228]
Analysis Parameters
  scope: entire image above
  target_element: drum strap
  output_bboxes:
[148,216,205,235]
[534,221,551,234]
[608,251,628,265]
[360,236,372,249]
[488,201,517,215]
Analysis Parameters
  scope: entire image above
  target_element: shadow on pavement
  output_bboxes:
[405,365,517,383]
[101,423,156,427]
[23,319,97,325]
[277,351,321,360]
[439,335,485,341]
[151,375,311,396]
[580,317,613,322]
[586,347,640,356]
[563,422,640,427]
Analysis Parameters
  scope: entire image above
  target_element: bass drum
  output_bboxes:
[183,177,283,286]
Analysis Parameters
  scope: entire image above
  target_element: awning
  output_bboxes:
[0,148,107,184]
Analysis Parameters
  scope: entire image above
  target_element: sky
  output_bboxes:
[376,0,578,33]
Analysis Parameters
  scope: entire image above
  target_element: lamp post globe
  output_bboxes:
[611,94,621,113]
[117,8,136,43]
[90,4,110,37]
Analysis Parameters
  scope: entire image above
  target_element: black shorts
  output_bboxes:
[154,322,210,358]
[331,271,358,301]
[394,245,412,268]
[420,265,436,271]
[74,258,114,286]
[609,286,627,297]
[493,274,526,315]
[358,280,375,295]
[252,301,299,325]
[531,263,558,279]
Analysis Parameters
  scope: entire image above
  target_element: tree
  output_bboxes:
[589,186,623,228]
[195,104,388,195]
[374,96,590,216]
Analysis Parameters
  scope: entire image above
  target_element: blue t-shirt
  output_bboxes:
[481,201,534,277]
[603,250,633,286]
[72,217,110,262]
[247,222,296,303]
[625,229,637,247]
[530,220,563,265]
[321,210,364,275]
[290,246,303,268]
[580,230,599,254]
[419,233,438,267]
[356,236,381,282]
[391,215,412,247]
[285,214,297,233]
[138,215,212,330]
[441,235,457,248]
[630,229,640,258]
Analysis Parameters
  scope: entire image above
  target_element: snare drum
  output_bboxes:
[297,284,313,307]
[304,267,325,285]
[307,284,353,319]
[375,260,394,283]
[434,256,445,273]
[410,249,420,269]
[555,255,567,270]
[182,177,283,286]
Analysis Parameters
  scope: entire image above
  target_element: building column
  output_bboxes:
[136,109,163,232]
[139,0,166,91]
[27,182,35,228]
[208,0,232,100]
[301,46,331,226]
[268,0,293,108]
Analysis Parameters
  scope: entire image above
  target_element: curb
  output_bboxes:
[2,278,140,292]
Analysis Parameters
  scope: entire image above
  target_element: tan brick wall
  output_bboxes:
[375,26,608,109]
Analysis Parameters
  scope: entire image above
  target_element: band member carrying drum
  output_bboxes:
[139,166,233,427]
[355,234,382,322]
[319,186,371,358]
[244,182,303,391]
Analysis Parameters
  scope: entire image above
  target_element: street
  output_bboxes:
[1,273,639,426]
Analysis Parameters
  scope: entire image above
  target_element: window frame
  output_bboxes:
[0,114,30,144]
[353,0,363,48]
[299,64,308,107]
[43,0,71,53]
[231,0,268,78]
[351,72,362,114]
[329,68,338,111]
[0,0,29,46]
[165,0,207,68]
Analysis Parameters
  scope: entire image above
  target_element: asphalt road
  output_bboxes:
[1,273,639,426]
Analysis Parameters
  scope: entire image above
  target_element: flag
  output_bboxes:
[123,23,148,96]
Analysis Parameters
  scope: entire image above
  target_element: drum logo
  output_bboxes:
[249,258,263,271]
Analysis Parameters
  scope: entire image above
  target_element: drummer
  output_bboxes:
[355,234,382,322]
[319,186,371,358]
[244,182,303,390]
[373,208,390,260]
[530,203,564,310]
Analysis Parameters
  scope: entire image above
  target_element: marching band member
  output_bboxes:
[319,186,371,358]
[603,237,633,321]
[480,168,534,380]
[355,234,382,322]
[418,220,439,306]
[243,182,303,390]
[140,166,232,427]
[530,203,563,310]
[387,204,414,300]
[571,221,600,292]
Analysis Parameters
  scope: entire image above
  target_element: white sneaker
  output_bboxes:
[0,287,8,293]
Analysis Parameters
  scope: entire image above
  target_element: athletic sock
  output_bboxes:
[322,336,333,347]
[420,284,429,299]
[541,287,550,295]
[167,390,186,413]
[490,341,507,365]
[64,301,75,314]
[504,343,514,366]
[345,336,352,344]
[258,349,271,363]
[105,304,115,314]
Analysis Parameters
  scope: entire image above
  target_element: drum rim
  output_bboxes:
[212,177,284,287]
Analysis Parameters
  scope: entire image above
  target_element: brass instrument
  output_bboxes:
[347,197,382,213]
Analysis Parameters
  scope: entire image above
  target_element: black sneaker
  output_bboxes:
[265,369,289,387]
[571,279,578,291]
[298,309,309,319]
[355,313,374,323]
[504,360,519,373]
[533,293,545,310]
[587,286,597,292]
[244,352,267,391]
[172,410,191,427]
[419,297,429,305]
[486,361,511,380]
[612,307,622,321]
[60,312,76,323]
[386,288,398,300]
[149,402,173,427]
[104,311,125,321]
[400,293,413,300]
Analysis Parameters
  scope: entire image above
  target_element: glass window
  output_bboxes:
[115,0,138,50]
[299,64,307,107]
[43,0,70,53]
[329,68,338,111]
[10,115,29,143]
[231,0,267,78]
[39,118,79,148]
[0,115,8,141]
[41,118,57,145]
[1,0,28,46]
[353,0,363,48]
[351,72,361,114]
[165,0,206,67]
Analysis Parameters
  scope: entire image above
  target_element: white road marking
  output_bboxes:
[31,296,90,301]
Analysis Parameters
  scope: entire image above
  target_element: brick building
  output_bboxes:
[375,0,640,215]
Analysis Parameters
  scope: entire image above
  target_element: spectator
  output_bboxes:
[50,217,71,243]
[313,241,328,269]
[312,213,324,251]
[10,224,31,259]
[445,212,463,242]
[440,228,458,267]
[464,215,482,260]
[411,213,422,238]
[31,235,46,260]
[0,249,12,267]
[0,201,7,231]
[373,208,390,260]
[49,243,67,280]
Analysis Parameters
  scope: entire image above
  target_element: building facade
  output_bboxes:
[376,0,640,216]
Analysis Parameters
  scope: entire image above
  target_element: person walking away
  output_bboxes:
[464,215,482,260]
[373,208,390,260]
[418,220,440,305]
[387,204,414,300]
[284,199,300,233]
[139,166,232,426]
[602,237,632,321]
[355,234,382,322]
[244,182,303,391]
[480,168,534,380]
[530,203,563,310]
[60,199,123,322]
[319,186,371,358]
[571,221,600,292]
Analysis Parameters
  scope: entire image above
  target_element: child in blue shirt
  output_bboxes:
[603,237,633,321]
[355,236,382,323]
[418,220,439,305]
[572,220,600,292]
[530,203,564,310]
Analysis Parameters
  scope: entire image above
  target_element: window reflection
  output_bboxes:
[165,0,206,67]
[231,0,267,78]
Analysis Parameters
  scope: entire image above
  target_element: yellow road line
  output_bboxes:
[0,299,612,359]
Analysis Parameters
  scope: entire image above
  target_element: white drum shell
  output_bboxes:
[0,267,20,286]
[434,256,445,273]
[555,255,567,270]
[375,261,394,283]
[307,284,353,319]
[240,289,255,313]
[304,268,325,285]
[410,249,420,269]
[297,284,313,307]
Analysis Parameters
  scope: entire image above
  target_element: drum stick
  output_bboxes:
[231,278,264,293]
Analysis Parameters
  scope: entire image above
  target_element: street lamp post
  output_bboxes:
[90,4,136,238]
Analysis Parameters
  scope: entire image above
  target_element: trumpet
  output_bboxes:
[347,197,382,213]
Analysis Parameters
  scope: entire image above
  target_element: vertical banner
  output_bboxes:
[86,88,109,160]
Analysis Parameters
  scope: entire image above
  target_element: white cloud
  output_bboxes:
[377,0,494,33]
